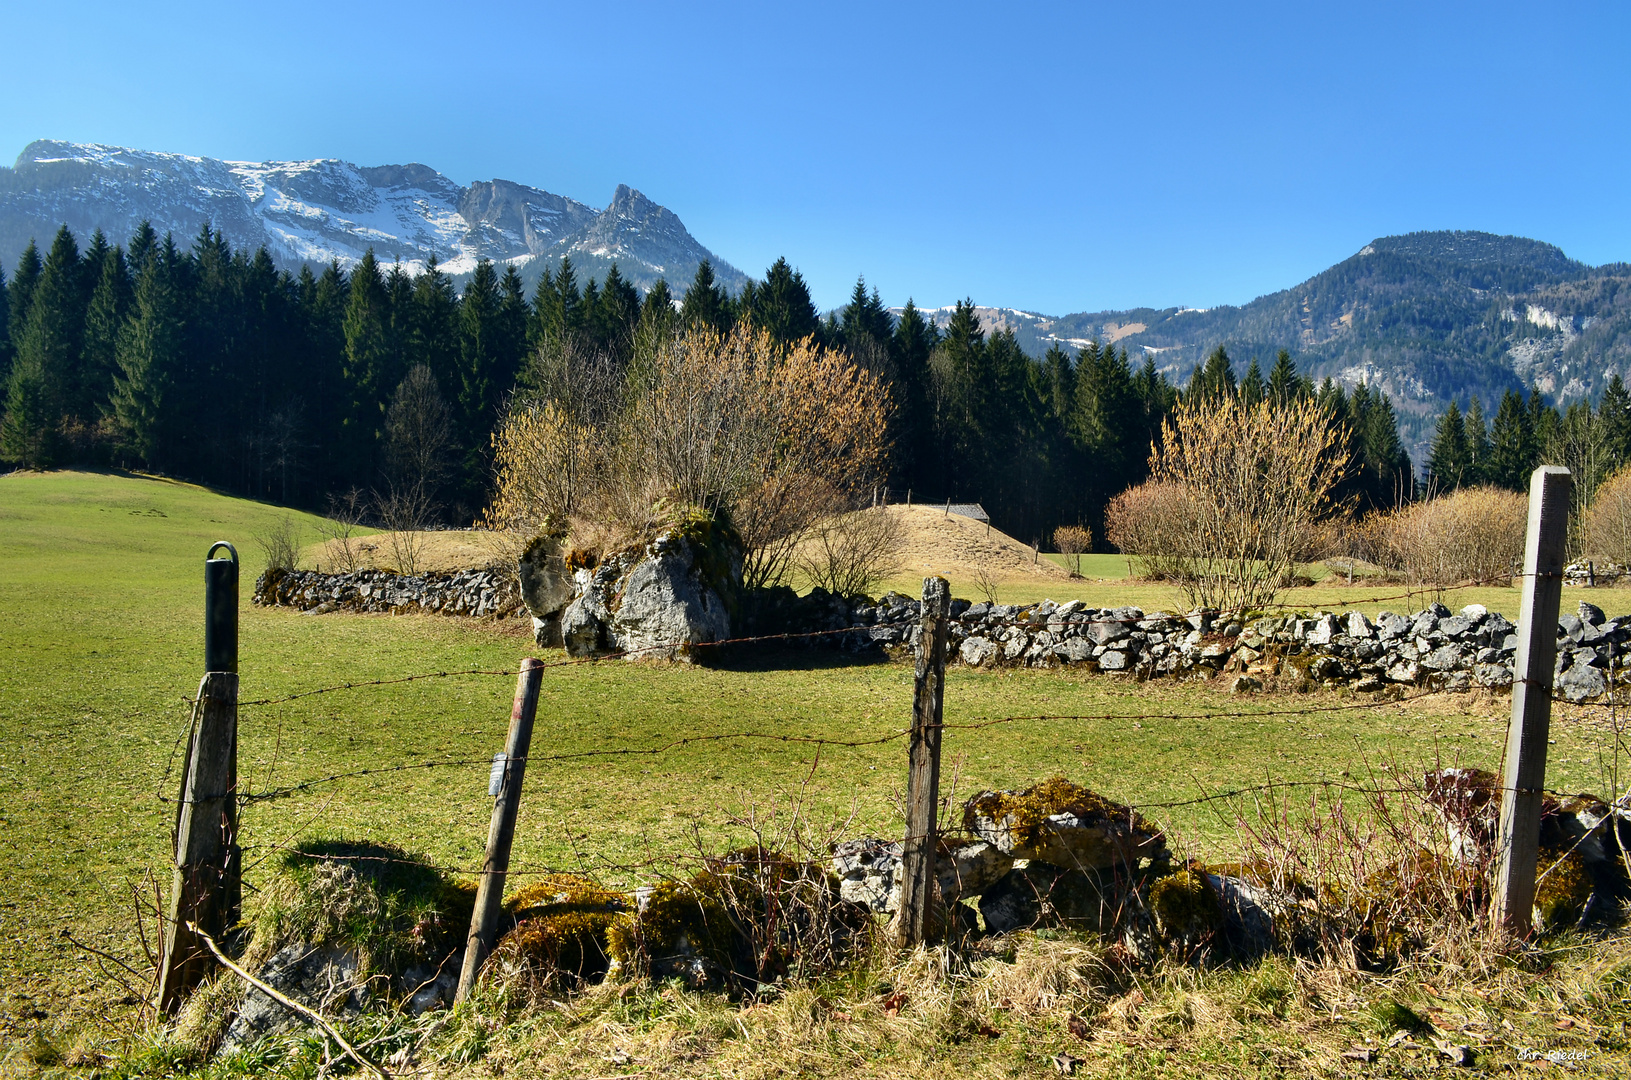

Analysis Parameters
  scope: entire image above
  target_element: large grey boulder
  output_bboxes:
[217,943,367,1055]
[558,529,738,661]
[518,533,576,647]
[1558,659,1608,702]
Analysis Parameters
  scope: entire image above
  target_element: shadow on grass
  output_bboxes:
[697,641,896,673]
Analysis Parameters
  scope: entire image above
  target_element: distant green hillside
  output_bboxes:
[996,231,1631,458]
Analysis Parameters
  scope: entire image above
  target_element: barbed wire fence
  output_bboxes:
[130,474,1631,1017]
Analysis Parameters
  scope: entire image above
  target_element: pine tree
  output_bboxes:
[1428,401,1471,491]
[1528,385,1561,453]
[1239,356,1265,407]
[1359,387,1412,506]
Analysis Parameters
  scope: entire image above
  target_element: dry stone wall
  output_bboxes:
[840,592,1630,703]
[253,568,522,619]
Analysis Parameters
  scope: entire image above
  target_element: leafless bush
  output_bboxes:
[1374,487,1526,585]
[489,325,892,585]
[1104,480,1201,582]
[1229,772,1497,973]
[971,562,1001,605]
[1052,524,1092,578]
[253,515,301,574]
[798,506,904,598]
[1128,394,1345,611]
[374,485,435,575]
[315,488,368,573]
[1586,467,1631,570]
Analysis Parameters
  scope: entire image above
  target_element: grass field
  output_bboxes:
[2,471,1628,1077]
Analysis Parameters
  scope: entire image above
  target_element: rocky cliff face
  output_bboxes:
[0,140,748,294]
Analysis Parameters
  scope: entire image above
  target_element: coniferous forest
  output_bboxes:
[3,221,1435,547]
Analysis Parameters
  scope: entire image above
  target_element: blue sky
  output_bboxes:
[4,1,1627,313]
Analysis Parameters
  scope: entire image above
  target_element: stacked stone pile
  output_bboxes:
[836,592,1631,702]
[253,567,521,618]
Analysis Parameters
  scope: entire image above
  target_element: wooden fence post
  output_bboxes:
[158,542,240,1013]
[456,657,544,1002]
[897,576,950,948]
[1493,465,1571,936]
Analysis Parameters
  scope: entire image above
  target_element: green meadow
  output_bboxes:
[1,470,1623,1073]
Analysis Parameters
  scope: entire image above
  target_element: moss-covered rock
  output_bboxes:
[964,776,1167,871]
[1148,866,1223,952]
[487,874,630,990]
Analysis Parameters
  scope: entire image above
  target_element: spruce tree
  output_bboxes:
[341,250,390,482]
[496,264,530,392]
[1187,345,1236,403]
[747,257,820,345]
[1464,397,1490,485]
[596,263,640,357]
[1598,374,1631,473]
[1044,344,1075,423]
[890,299,937,491]
[680,259,728,333]
[456,259,503,452]
[1267,349,1307,403]
[110,244,186,469]
[80,244,134,422]
[410,257,458,394]
[1428,401,1471,491]
[6,241,43,391]
[0,261,9,386]
[126,222,158,276]
[1,227,86,465]
[1239,356,1265,407]
[1485,389,1534,491]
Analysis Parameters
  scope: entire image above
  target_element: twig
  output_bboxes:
[186,921,391,1080]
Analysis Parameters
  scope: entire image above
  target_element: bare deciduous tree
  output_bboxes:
[1131,394,1346,611]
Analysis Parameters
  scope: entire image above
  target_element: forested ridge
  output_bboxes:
[4,221,1422,546]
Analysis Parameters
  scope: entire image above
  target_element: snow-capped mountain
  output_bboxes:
[0,140,748,292]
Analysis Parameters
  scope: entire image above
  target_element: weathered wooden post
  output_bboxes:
[158,542,240,1012]
[897,576,950,947]
[456,657,544,1002]
[1493,466,1571,936]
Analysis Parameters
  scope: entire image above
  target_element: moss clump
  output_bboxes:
[609,848,858,989]
[249,838,472,978]
[608,874,744,987]
[489,874,630,989]
[1148,867,1223,950]
[1534,844,1596,932]
[1330,849,1479,970]
[964,776,1153,853]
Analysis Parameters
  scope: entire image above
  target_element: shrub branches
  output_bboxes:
[1110,394,1346,611]
[488,324,893,586]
